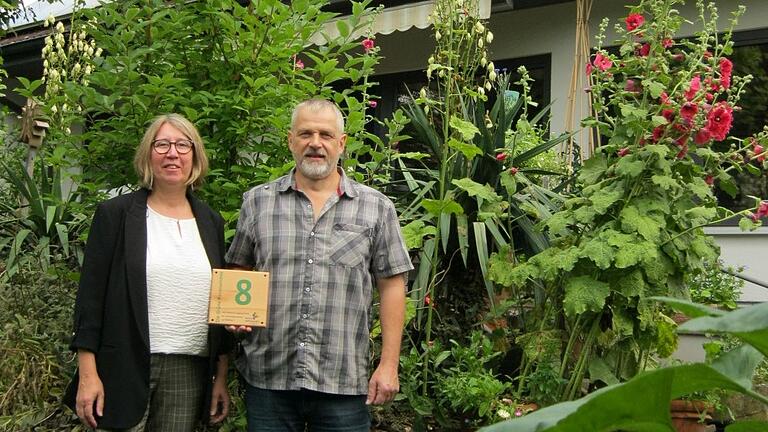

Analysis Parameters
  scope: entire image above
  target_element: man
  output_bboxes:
[226,98,413,431]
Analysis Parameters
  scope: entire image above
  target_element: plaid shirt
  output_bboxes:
[226,169,413,395]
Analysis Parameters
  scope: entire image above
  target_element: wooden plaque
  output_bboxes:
[208,269,270,327]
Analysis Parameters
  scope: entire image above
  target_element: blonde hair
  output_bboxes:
[133,113,208,189]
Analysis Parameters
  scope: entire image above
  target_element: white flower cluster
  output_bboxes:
[42,14,102,113]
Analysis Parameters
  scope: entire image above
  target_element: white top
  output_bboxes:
[146,206,211,356]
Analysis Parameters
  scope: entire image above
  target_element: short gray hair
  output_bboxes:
[290,99,345,133]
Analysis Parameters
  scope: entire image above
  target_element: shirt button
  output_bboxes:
[302,314,308,319]
[307,204,311,209]
[299,342,305,347]
[305,287,311,292]
[310,231,315,236]
[307,258,313,264]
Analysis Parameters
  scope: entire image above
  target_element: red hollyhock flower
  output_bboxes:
[637,43,651,57]
[662,38,674,48]
[676,145,689,159]
[593,52,612,71]
[694,129,711,146]
[705,175,715,186]
[660,92,671,105]
[675,134,689,147]
[585,62,593,75]
[361,38,375,52]
[680,102,698,121]
[496,153,507,161]
[369,100,378,108]
[625,13,645,31]
[662,109,676,122]
[509,167,519,175]
[685,76,701,101]
[618,147,630,157]
[719,58,733,89]
[706,102,734,141]
[652,126,665,142]
[758,201,768,218]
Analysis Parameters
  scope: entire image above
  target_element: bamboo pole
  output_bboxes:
[565,0,594,172]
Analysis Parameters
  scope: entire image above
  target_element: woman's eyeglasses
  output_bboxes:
[152,139,194,154]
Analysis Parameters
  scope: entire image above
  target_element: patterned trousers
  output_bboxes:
[96,354,207,432]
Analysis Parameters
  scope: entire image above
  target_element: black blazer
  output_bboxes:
[63,189,233,429]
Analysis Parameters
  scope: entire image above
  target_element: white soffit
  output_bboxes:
[309,0,492,45]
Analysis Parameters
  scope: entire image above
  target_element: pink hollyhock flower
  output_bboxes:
[514,408,523,417]
[496,153,507,161]
[755,144,765,162]
[617,147,630,157]
[295,59,304,70]
[706,102,734,141]
[694,128,711,146]
[625,79,640,93]
[680,102,698,121]
[705,175,715,186]
[757,201,768,218]
[593,52,612,72]
[705,93,714,102]
[369,100,378,108]
[719,58,733,89]
[585,62,593,75]
[662,38,674,48]
[637,43,651,57]
[625,13,645,31]
[749,211,760,222]
[672,53,685,62]
[685,76,701,101]
[361,38,375,52]
[509,167,519,175]
[660,92,671,105]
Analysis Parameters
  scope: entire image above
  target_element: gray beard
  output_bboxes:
[298,156,338,180]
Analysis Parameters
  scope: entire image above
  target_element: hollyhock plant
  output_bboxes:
[490,0,768,405]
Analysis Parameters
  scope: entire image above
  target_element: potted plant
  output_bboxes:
[488,0,768,405]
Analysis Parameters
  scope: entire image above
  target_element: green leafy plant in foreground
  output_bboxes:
[481,297,768,431]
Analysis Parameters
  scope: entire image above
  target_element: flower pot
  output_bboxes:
[670,400,715,432]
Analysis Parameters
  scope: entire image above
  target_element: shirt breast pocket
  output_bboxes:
[329,223,372,268]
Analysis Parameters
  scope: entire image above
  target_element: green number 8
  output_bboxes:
[235,279,252,305]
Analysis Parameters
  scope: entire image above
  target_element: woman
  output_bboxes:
[63,114,233,431]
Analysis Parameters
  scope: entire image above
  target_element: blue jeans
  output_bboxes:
[244,384,370,432]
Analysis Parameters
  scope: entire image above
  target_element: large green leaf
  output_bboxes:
[563,276,610,317]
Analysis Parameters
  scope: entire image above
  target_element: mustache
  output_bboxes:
[303,150,326,157]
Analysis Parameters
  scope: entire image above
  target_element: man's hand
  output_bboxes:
[76,372,104,428]
[366,363,399,405]
[224,325,253,333]
[209,376,230,423]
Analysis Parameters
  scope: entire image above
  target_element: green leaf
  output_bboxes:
[449,115,480,141]
[739,216,760,232]
[614,269,646,298]
[620,205,662,242]
[726,421,768,431]
[615,241,658,269]
[578,155,608,184]
[451,178,502,202]
[421,199,464,216]
[589,183,624,215]
[564,276,610,317]
[652,175,678,190]
[447,138,483,160]
[499,170,517,196]
[401,220,436,250]
[615,157,645,178]
[588,356,620,386]
[643,80,666,98]
[651,115,668,127]
[578,237,615,270]
[679,302,768,357]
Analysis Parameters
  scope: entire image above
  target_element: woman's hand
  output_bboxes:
[76,371,104,428]
[75,350,104,428]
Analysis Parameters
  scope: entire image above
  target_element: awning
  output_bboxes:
[309,0,492,45]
